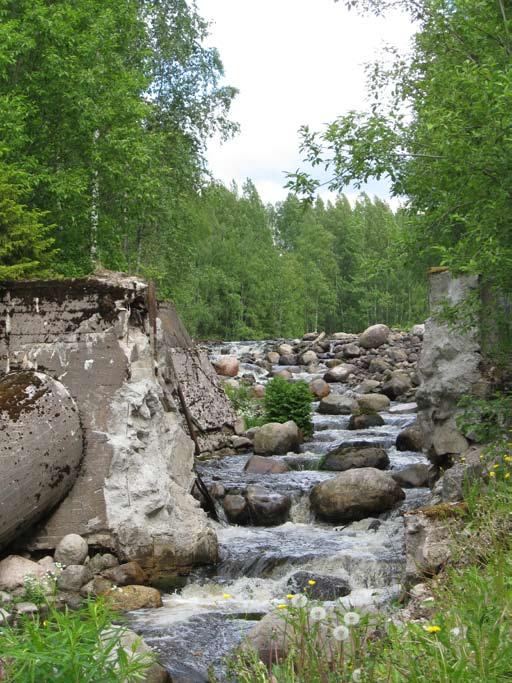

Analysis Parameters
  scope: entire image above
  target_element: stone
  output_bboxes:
[234,417,246,435]
[267,351,280,364]
[369,358,390,374]
[279,353,298,366]
[14,601,39,616]
[441,462,483,502]
[0,590,12,604]
[301,350,317,365]
[331,332,358,342]
[277,343,294,356]
[396,424,424,452]
[287,571,350,600]
[359,324,391,349]
[348,413,385,429]
[320,445,389,472]
[102,561,148,586]
[250,384,265,399]
[212,356,239,377]
[253,421,300,455]
[323,365,351,383]
[57,565,93,592]
[0,555,45,591]
[245,486,291,526]
[273,369,292,380]
[317,394,355,415]
[244,611,289,665]
[309,378,330,399]
[356,394,390,413]
[405,510,453,582]
[382,372,412,400]
[0,608,11,625]
[389,402,417,415]
[88,553,119,575]
[411,324,425,338]
[222,378,239,391]
[107,585,163,611]
[244,455,290,474]
[0,372,83,551]
[223,495,249,524]
[356,379,381,394]
[38,556,58,573]
[342,343,361,358]
[310,468,405,523]
[54,534,89,566]
[115,629,171,683]
[387,348,408,363]
[430,418,469,460]
[207,482,225,499]
[231,436,253,450]
[80,576,114,597]
[391,464,430,488]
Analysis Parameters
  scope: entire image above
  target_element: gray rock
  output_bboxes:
[212,356,239,377]
[231,436,253,450]
[245,486,291,526]
[223,495,249,524]
[14,601,39,616]
[309,378,330,398]
[382,372,412,400]
[369,358,390,374]
[102,561,148,586]
[356,393,390,413]
[267,351,280,364]
[356,379,381,394]
[342,343,361,358]
[279,353,298,365]
[57,565,92,592]
[0,372,83,551]
[0,555,45,591]
[359,324,391,349]
[321,445,389,472]
[441,461,483,502]
[323,365,351,383]
[389,402,417,415]
[391,464,430,488]
[80,576,114,597]
[0,607,11,624]
[287,571,350,600]
[301,350,317,365]
[54,534,89,566]
[277,343,294,356]
[387,348,408,363]
[348,413,385,429]
[253,421,300,455]
[0,590,12,604]
[396,424,424,452]
[411,324,425,338]
[88,553,119,575]
[244,455,290,474]
[405,510,452,582]
[311,468,405,523]
[318,394,355,415]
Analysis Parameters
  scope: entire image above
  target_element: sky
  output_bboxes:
[195,0,414,206]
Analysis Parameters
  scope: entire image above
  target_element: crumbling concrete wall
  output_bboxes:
[0,273,235,575]
[416,269,488,464]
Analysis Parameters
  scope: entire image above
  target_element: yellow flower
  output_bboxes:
[286,594,295,600]
[424,625,441,634]
[504,455,512,463]
[222,593,232,599]
[493,463,500,469]
[43,620,48,627]
[489,471,496,478]
[308,580,317,586]
[505,473,510,480]
[277,604,287,609]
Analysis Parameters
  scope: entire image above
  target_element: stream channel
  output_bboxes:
[128,342,430,682]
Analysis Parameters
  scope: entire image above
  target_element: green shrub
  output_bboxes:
[263,376,313,438]
[224,382,266,429]
[456,391,512,442]
[0,599,152,682]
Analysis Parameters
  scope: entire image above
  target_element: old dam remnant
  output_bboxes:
[0,272,236,577]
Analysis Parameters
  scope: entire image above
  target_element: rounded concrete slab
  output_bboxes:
[0,371,83,550]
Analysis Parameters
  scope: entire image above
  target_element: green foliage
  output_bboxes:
[263,376,313,438]
[457,391,512,443]
[224,382,266,429]
[0,599,152,682]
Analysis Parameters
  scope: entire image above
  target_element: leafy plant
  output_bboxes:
[456,391,512,443]
[263,377,313,438]
[0,599,152,682]
[224,382,266,429]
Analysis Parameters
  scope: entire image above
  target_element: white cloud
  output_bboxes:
[196,0,414,204]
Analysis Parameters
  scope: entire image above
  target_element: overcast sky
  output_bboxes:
[195,0,414,205]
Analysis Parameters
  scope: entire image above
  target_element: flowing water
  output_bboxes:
[128,344,430,682]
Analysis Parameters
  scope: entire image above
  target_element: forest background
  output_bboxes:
[1,0,509,340]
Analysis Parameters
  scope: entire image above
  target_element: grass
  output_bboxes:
[225,438,512,682]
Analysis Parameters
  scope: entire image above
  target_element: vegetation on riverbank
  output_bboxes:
[226,443,512,682]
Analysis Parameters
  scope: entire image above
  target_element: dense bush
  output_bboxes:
[263,377,313,438]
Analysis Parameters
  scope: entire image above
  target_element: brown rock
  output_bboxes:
[107,585,163,611]
[244,455,290,474]
[102,561,148,586]
[0,555,46,591]
[212,356,239,377]
[309,378,330,399]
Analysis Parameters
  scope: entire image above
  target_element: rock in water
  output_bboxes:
[310,468,405,523]
[0,372,83,551]
[318,394,355,415]
[320,445,389,472]
[253,421,300,455]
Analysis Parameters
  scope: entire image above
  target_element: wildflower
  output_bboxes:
[309,606,327,622]
[344,611,360,626]
[489,471,496,478]
[291,594,308,608]
[504,455,512,463]
[286,594,294,600]
[505,473,510,479]
[43,620,48,627]
[493,463,500,469]
[277,604,287,610]
[332,624,350,642]
[352,669,362,682]
[424,625,441,633]
[222,593,232,599]
[308,579,316,586]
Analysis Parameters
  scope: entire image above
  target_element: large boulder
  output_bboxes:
[54,534,89,566]
[287,571,350,600]
[101,561,148,586]
[348,413,385,429]
[382,372,412,400]
[359,324,390,349]
[0,372,83,551]
[107,585,163,611]
[396,424,424,452]
[323,365,352,383]
[212,356,239,377]
[277,343,294,356]
[244,455,290,474]
[320,445,389,472]
[253,421,300,455]
[310,468,405,523]
[318,394,355,415]
[301,350,317,365]
[245,486,291,526]
[0,555,46,591]
[356,394,390,413]
[57,565,92,592]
